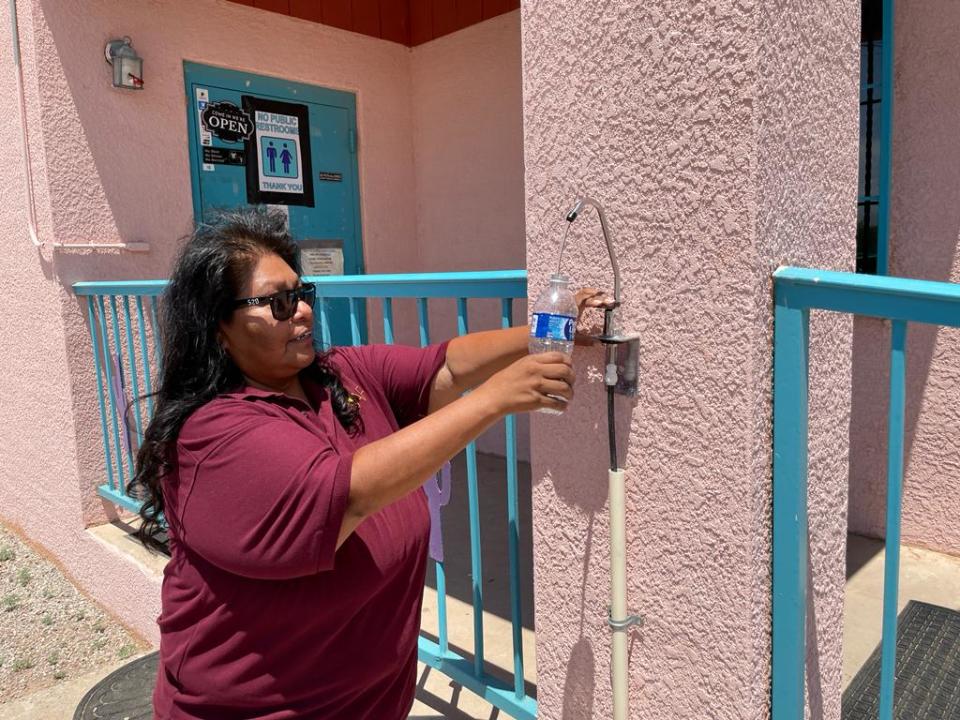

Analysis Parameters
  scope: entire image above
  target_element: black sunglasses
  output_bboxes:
[233,283,316,321]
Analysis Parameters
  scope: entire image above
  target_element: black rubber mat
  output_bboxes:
[73,651,157,720]
[842,600,960,719]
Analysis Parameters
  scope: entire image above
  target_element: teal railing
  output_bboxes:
[73,270,536,720]
[771,266,960,720]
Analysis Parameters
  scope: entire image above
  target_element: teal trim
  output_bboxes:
[74,280,167,296]
[458,298,486,676]
[98,296,127,493]
[381,298,394,345]
[108,297,134,484]
[122,297,144,444]
[135,297,155,419]
[183,63,203,224]
[74,271,527,299]
[416,304,450,655]
[317,298,332,349]
[417,636,536,720]
[436,558,450,654]
[149,297,162,367]
[348,297,361,346]
[307,270,527,299]
[96,484,144,515]
[878,320,906,720]
[87,298,116,494]
[773,266,960,327]
[74,271,535,719]
[876,0,894,276]
[770,267,960,718]
[771,292,809,720]
[502,297,526,699]
[417,298,430,348]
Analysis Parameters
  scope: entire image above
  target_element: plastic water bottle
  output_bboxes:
[529,274,577,414]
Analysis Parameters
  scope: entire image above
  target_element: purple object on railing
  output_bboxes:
[424,462,452,562]
[110,353,131,457]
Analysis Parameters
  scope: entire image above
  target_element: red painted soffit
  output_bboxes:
[226,0,519,47]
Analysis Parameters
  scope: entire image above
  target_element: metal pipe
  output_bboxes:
[564,196,638,719]
[8,0,148,252]
[608,467,628,720]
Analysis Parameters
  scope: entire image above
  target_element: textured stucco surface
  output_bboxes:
[0,0,163,646]
[522,1,859,717]
[0,0,525,642]
[847,1,960,557]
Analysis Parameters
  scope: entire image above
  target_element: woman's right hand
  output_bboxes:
[475,352,575,416]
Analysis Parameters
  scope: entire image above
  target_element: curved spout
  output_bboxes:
[565,196,621,306]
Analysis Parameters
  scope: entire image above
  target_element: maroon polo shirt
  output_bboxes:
[153,342,448,720]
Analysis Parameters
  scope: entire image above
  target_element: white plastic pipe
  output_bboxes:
[8,0,148,252]
[609,467,628,720]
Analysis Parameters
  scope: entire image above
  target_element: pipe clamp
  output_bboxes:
[608,608,643,631]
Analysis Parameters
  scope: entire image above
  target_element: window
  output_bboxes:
[856,0,883,274]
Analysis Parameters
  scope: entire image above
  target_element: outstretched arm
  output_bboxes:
[427,288,612,412]
[340,352,574,547]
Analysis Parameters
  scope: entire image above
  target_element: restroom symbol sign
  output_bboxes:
[242,95,313,207]
[260,136,299,178]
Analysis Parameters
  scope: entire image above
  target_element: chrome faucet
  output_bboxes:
[565,196,622,309]
[562,196,638,397]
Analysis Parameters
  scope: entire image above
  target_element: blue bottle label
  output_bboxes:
[532,312,575,341]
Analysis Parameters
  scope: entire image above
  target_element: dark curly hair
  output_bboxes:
[132,207,359,552]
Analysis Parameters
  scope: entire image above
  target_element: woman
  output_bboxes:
[133,208,608,719]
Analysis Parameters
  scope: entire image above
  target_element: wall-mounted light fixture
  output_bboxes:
[104,37,143,90]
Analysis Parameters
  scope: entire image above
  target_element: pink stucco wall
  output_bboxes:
[522,2,859,718]
[1,0,526,643]
[847,1,960,557]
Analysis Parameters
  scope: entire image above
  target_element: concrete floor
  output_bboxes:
[843,533,960,689]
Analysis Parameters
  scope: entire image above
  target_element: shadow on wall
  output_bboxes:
[847,0,960,551]
[805,536,826,720]
[561,637,595,719]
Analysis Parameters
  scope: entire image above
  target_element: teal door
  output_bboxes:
[184,62,364,345]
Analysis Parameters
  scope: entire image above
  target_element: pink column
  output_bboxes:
[522,1,860,717]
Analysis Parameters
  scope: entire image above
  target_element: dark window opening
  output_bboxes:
[856,0,883,274]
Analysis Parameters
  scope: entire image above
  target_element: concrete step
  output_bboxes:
[0,659,131,720]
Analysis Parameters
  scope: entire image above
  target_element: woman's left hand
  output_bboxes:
[574,288,616,346]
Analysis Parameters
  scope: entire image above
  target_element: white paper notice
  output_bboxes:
[300,240,344,276]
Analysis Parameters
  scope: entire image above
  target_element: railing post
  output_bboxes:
[457,297,486,677]
[878,319,907,719]
[75,272,537,719]
[771,292,810,720]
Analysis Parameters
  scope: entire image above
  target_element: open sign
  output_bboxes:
[201,101,255,143]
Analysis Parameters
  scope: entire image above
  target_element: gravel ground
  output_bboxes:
[0,524,150,704]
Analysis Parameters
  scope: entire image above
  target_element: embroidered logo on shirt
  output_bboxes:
[347,386,365,407]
